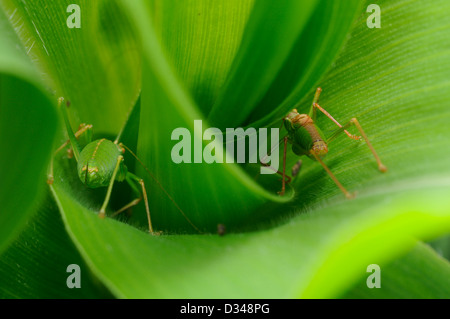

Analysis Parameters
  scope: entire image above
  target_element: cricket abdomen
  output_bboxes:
[302,123,328,159]
[287,112,328,159]
[77,139,127,188]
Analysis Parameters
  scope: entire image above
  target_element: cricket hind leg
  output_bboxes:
[310,87,323,121]
[118,142,200,234]
[111,173,142,218]
[326,117,387,173]
[118,172,157,236]
[313,102,360,140]
[96,156,159,234]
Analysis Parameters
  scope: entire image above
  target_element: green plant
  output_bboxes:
[0,0,449,299]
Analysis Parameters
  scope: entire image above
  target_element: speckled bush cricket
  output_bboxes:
[270,87,387,198]
[47,97,200,235]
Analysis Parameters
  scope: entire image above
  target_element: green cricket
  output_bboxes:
[48,97,199,235]
[276,87,387,198]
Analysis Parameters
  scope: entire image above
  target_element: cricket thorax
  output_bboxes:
[287,109,328,158]
[286,109,314,127]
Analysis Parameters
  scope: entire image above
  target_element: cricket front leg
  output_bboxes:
[279,136,288,196]
[55,123,93,157]
[259,161,292,185]
[260,136,291,195]
[47,123,93,184]
[311,153,355,199]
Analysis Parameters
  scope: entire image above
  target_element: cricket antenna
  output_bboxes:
[119,143,203,234]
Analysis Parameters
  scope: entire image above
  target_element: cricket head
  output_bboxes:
[78,160,103,188]
[310,140,328,158]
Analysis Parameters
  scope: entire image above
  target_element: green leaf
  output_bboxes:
[120,0,294,233]
[3,0,450,299]
[118,0,365,233]
[152,0,254,115]
[428,235,450,261]
[0,0,141,133]
[343,242,450,299]
[207,0,321,128]
[0,7,57,254]
[287,0,450,207]
[51,180,450,298]
[0,194,112,298]
[249,0,363,127]
[50,0,449,298]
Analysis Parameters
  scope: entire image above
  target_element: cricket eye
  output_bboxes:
[288,111,299,120]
